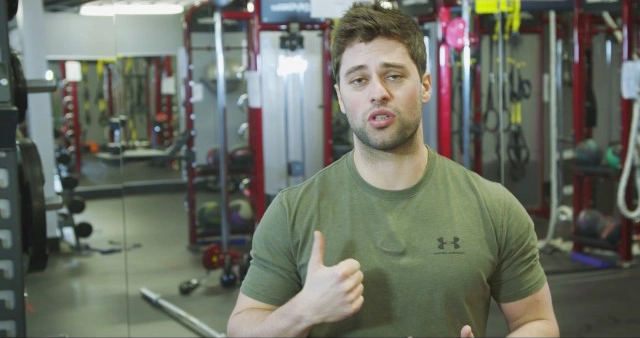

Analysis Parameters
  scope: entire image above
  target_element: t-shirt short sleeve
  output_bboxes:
[240,193,302,306]
[488,186,547,303]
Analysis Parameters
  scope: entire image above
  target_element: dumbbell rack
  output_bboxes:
[0,1,26,336]
[57,61,82,176]
[570,0,638,266]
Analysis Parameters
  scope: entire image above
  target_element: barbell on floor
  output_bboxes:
[140,287,226,338]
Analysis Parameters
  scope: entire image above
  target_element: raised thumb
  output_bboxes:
[460,325,474,338]
[307,230,325,271]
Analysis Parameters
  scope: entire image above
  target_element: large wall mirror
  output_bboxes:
[22,0,256,337]
[20,0,332,336]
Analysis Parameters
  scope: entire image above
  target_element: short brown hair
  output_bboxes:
[331,1,427,84]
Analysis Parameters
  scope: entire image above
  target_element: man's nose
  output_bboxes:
[369,77,391,104]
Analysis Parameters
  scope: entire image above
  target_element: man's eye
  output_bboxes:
[350,77,367,85]
[387,74,402,81]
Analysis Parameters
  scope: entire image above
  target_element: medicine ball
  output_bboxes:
[230,146,252,167]
[605,143,623,170]
[229,198,254,228]
[574,139,602,167]
[575,209,604,238]
[197,201,222,230]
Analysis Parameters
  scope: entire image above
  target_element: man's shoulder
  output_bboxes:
[278,152,351,197]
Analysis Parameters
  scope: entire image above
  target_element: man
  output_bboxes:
[227,2,559,337]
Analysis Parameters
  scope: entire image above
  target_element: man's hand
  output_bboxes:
[460,325,474,337]
[299,231,364,324]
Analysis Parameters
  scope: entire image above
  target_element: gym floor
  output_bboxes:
[24,162,640,337]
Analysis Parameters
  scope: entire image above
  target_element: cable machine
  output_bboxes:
[256,0,333,203]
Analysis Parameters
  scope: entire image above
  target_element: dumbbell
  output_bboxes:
[220,255,237,288]
[75,221,93,238]
[179,278,203,295]
[60,176,79,191]
[56,153,72,166]
[67,196,86,214]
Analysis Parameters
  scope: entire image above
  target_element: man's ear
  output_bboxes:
[421,72,432,103]
[334,83,346,113]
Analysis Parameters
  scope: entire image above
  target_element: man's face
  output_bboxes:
[335,37,431,152]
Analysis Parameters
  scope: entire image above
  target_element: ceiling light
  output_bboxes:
[79,3,114,16]
[80,3,185,16]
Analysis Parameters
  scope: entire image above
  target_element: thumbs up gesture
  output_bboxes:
[460,325,475,337]
[300,231,364,324]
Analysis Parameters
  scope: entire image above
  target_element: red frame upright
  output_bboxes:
[437,6,453,159]
[435,5,484,174]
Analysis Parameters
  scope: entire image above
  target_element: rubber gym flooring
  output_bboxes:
[24,163,640,337]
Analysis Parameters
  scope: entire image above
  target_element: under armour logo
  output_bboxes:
[437,237,461,250]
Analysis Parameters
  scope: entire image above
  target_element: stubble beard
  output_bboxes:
[348,109,421,152]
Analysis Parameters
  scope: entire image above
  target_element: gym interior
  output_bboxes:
[2,0,640,336]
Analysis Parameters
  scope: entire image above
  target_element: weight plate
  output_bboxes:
[17,139,48,273]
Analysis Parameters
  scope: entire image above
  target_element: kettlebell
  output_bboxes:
[605,143,623,169]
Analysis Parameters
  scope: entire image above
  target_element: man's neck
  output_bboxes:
[352,141,429,191]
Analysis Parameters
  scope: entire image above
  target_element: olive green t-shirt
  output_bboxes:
[241,146,546,337]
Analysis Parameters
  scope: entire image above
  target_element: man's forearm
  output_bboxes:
[506,318,559,337]
[227,294,316,337]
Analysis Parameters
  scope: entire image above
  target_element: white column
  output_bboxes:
[15,1,58,238]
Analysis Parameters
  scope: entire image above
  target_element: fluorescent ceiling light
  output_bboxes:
[80,3,185,16]
[79,3,114,16]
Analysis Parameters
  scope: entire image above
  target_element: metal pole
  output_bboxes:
[283,56,291,186]
[556,39,564,205]
[214,8,230,253]
[298,54,306,180]
[497,8,505,185]
[461,0,471,168]
[541,10,558,248]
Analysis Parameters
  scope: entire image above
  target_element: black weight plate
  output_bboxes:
[60,175,79,191]
[74,221,93,238]
[8,0,18,21]
[10,51,27,123]
[17,139,48,273]
[67,196,86,214]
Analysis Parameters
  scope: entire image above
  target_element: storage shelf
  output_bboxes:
[572,165,620,178]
